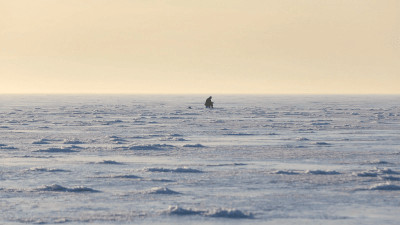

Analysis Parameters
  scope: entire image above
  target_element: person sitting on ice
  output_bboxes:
[205,96,214,108]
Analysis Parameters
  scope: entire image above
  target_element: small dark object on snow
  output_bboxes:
[205,96,214,108]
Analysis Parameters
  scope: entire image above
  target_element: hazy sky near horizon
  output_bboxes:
[1,0,399,94]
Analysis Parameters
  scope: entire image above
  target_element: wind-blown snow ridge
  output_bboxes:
[207,163,247,167]
[315,142,331,146]
[224,133,254,136]
[205,208,254,218]
[362,160,392,165]
[34,147,79,153]
[272,170,301,175]
[183,144,206,148]
[63,139,84,144]
[146,187,180,195]
[109,174,141,179]
[369,183,400,191]
[26,167,69,172]
[165,206,253,219]
[32,139,51,144]
[305,170,340,175]
[124,144,175,150]
[166,206,203,216]
[354,168,400,177]
[272,170,340,175]
[35,184,100,193]
[0,144,17,150]
[95,174,141,179]
[97,160,124,165]
[145,167,203,173]
[296,137,310,141]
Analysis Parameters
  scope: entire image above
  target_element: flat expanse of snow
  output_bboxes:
[1,95,399,224]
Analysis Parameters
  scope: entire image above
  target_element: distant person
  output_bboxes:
[205,96,213,108]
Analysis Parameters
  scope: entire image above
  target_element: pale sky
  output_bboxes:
[1,0,399,94]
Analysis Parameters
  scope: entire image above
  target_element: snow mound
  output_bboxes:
[36,184,99,193]
[369,183,400,191]
[146,187,180,195]
[145,167,203,173]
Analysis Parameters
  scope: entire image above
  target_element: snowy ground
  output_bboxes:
[1,95,400,224]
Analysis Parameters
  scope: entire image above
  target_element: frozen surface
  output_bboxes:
[1,95,400,224]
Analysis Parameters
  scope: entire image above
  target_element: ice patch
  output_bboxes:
[369,183,400,191]
[35,184,99,193]
[145,187,180,195]
[145,167,203,173]
[305,170,340,175]
[183,144,206,148]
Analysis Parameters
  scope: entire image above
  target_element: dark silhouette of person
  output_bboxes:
[205,96,213,108]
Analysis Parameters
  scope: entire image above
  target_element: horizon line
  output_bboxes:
[1,93,400,96]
